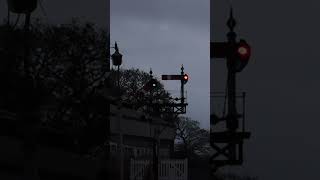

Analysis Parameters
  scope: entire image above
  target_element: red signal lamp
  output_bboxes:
[234,39,251,72]
[182,74,189,84]
[183,74,188,80]
[237,39,251,60]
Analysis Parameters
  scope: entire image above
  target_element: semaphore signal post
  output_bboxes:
[161,65,189,114]
[210,8,252,174]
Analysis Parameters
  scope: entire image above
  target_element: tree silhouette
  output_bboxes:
[1,20,110,153]
[110,68,171,114]
[175,117,211,159]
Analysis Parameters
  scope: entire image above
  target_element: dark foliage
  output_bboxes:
[174,117,211,159]
[110,68,172,114]
[0,20,110,153]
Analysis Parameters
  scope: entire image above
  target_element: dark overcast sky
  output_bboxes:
[110,0,210,130]
[1,0,320,179]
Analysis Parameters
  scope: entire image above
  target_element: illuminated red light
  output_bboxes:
[237,42,251,60]
[238,46,248,55]
[233,40,251,72]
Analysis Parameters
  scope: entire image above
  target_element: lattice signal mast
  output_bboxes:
[161,65,188,114]
[210,8,251,172]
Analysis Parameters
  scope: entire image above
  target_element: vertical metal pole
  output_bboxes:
[242,92,246,133]
[117,65,120,89]
[226,66,237,131]
[226,10,238,161]
[117,66,124,180]
[226,60,237,161]
[146,70,159,180]
[180,65,184,105]
[23,12,40,180]
[226,31,238,132]
[153,132,159,180]
[119,105,124,180]
[150,90,159,180]
[156,135,160,180]
[106,2,111,176]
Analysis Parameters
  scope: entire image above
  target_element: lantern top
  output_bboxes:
[111,42,123,66]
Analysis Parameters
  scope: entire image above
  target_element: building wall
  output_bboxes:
[109,104,175,159]
[0,136,106,180]
[109,104,175,141]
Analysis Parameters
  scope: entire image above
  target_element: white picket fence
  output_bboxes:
[130,159,188,180]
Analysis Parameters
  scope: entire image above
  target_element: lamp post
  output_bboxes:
[111,42,124,180]
[111,42,123,89]
[7,1,40,179]
[148,69,159,180]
